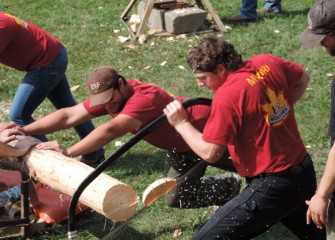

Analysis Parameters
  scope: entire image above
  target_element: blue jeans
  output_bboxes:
[239,0,282,20]
[193,155,326,240]
[264,0,282,13]
[239,0,258,20]
[9,45,104,159]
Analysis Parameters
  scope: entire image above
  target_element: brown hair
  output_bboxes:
[187,36,244,73]
[112,72,126,90]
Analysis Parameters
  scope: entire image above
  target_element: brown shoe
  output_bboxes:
[226,15,243,22]
[225,15,257,23]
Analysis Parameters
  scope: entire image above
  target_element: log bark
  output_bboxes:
[2,136,138,222]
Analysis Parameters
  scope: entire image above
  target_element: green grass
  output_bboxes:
[0,0,330,239]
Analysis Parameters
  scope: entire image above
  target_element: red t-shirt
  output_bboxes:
[83,80,210,152]
[203,54,307,177]
[0,12,61,71]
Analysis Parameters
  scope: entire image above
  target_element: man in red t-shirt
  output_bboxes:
[0,12,103,163]
[164,36,326,239]
[6,66,241,209]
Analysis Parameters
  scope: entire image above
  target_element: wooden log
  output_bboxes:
[3,136,138,222]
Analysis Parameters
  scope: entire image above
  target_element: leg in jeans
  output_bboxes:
[9,45,104,158]
[239,0,258,20]
[193,157,326,240]
[164,150,240,208]
[263,0,282,13]
[10,68,51,141]
[46,46,104,159]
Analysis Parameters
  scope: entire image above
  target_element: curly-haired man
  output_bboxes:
[164,36,326,239]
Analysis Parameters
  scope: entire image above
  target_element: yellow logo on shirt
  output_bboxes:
[261,88,290,126]
[4,13,28,29]
[247,65,270,86]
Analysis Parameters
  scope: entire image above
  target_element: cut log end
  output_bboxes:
[142,177,177,206]
[103,184,139,222]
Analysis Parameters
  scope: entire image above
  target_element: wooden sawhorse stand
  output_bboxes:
[121,0,229,39]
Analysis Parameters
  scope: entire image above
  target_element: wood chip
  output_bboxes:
[129,14,141,24]
[126,44,137,49]
[173,229,182,238]
[166,37,174,42]
[115,141,124,147]
[70,85,80,92]
[118,36,130,43]
[130,24,137,33]
[138,34,146,44]
[148,29,164,35]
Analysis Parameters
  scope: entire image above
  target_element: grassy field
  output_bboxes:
[0,0,331,239]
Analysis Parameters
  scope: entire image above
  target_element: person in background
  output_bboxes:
[164,36,325,239]
[300,0,335,233]
[3,66,241,209]
[226,0,282,22]
[0,12,104,165]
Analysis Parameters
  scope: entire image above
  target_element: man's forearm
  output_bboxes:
[291,70,309,104]
[67,124,117,157]
[174,121,225,163]
[315,146,335,199]
[24,109,75,135]
[164,100,226,163]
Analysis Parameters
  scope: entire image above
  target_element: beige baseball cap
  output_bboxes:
[86,66,119,107]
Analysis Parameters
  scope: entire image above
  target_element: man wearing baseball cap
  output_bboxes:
[300,0,335,49]
[300,0,335,234]
[4,66,241,209]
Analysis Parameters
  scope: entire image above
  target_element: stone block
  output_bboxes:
[138,1,167,30]
[137,1,207,34]
[164,7,207,34]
